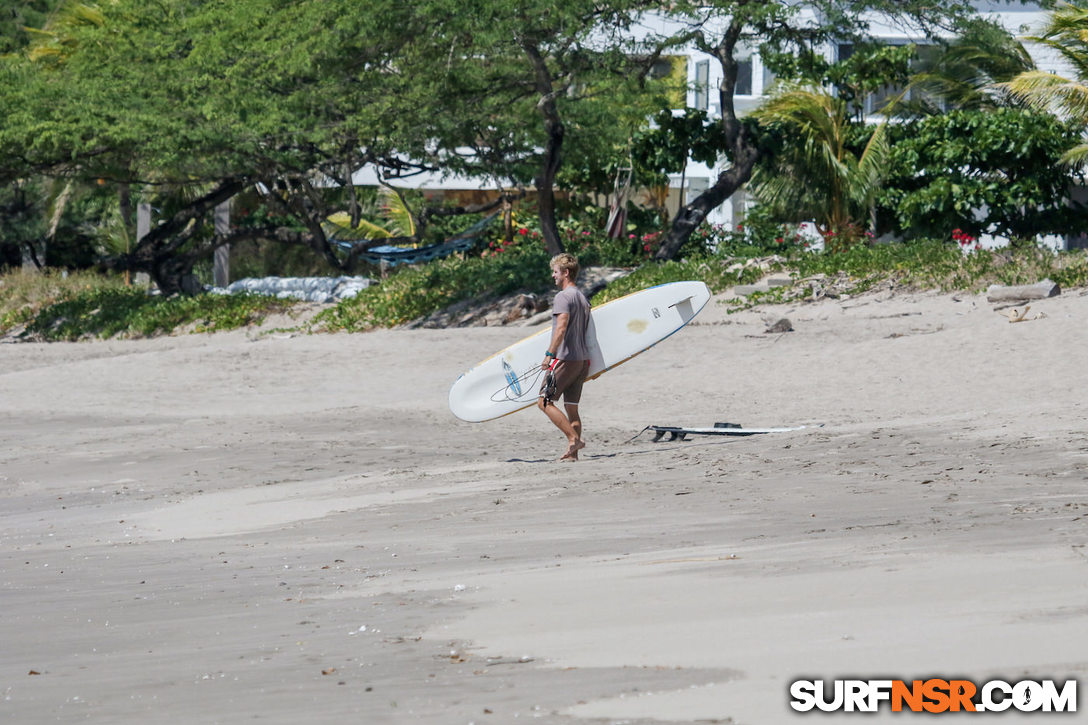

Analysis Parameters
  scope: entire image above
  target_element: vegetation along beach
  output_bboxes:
[3,0,1088,722]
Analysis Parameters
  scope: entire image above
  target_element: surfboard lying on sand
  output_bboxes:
[646,423,818,441]
[449,281,711,422]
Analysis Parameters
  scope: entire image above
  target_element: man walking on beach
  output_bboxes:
[538,253,591,462]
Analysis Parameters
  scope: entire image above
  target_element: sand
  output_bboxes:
[2,287,1087,724]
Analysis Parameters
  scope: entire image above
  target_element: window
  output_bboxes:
[735,58,753,96]
[649,58,674,80]
[694,60,710,111]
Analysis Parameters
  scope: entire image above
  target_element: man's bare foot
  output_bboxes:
[560,439,585,461]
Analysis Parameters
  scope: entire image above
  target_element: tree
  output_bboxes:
[2,0,667,289]
[646,0,979,260]
[389,0,665,256]
[1001,2,1088,165]
[0,0,520,292]
[630,108,729,217]
[749,85,889,242]
[0,0,58,54]
[763,42,916,121]
[904,17,1034,114]
[876,108,1087,241]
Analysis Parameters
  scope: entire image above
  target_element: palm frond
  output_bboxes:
[1000,69,1088,122]
[378,186,416,238]
[902,19,1033,113]
[851,122,890,209]
[26,1,106,64]
[323,212,392,242]
[751,83,885,230]
[1059,141,1088,167]
[46,179,73,240]
[1023,4,1088,84]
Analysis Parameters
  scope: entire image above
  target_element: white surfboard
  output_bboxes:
[449,280,711,422]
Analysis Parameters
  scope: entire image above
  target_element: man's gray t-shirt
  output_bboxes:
[552,286,591,361]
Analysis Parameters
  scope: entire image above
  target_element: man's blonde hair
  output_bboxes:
[550,253,580,281]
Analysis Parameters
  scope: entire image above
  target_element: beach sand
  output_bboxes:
[2,287,1086,723]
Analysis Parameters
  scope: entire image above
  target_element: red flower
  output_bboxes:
[518,228,528,235]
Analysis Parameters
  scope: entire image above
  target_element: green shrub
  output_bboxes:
[591,258,743,304]
[0,269,131,331]
[789,239,1088,292]
[17,284,293,341]
[595,239,1088,310]
[314,243,552,331]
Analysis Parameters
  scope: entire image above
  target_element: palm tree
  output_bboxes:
[905,19,1035,114]
[24,1,104,65]
[1000,3,1088,165]
[323,186,418,245]
[749,84,889,243]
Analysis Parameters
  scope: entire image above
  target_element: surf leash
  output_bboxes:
[489,364,546,403]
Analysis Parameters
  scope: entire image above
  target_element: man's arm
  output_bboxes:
[542,312,569,370]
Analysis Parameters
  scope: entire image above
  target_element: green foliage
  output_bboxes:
[720,213,813,256]
[22,288,293,341]
[0,269,293,340]
[829,43,915,115]
[630,109,729,187]
[314,244,551,331]
[1001,3,1088,165]
[750,84,889,238]
[590,258,742,305]
[878,109,1088,239]
[0,0,57,54]
[0,268,126,330]
[905,18,1033,113]
[794,238,965,285]
[764,42,915,117]
[793,240,1088,293]
[601,239,1088,312]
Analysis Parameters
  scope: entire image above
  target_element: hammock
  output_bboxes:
[605,166,633,239]
[326,212,499,267]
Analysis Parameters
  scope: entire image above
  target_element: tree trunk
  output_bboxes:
[522,39,565,257]
[129,179,246,291]
[655,152,757,260]
[536,143,564,258]
[656,19,758,261]
[150,254,199,297]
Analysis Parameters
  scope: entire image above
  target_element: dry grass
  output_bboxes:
[0,269,132,331]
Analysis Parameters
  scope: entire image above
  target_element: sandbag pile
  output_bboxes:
[209,276,371,303]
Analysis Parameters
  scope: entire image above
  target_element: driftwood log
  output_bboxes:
[986,279,1060,303]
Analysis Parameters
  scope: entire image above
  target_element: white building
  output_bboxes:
[643,2,1070,247]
